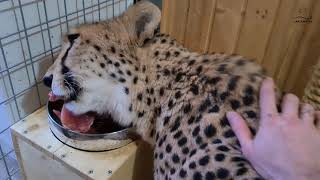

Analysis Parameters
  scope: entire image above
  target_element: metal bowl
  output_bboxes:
[47,101,136,151]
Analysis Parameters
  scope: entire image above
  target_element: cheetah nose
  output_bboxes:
[43,74,53,87]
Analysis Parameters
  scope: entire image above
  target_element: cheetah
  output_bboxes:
[44,1,273,179]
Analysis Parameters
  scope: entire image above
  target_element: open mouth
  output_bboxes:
[48,91,124,134]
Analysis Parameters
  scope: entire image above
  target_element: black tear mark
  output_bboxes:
[136,13,152,38]
[67,33,80,42]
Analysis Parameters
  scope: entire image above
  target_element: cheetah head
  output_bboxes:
[43,1,160,132]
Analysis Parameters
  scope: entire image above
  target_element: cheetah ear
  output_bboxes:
[121,1,161,46]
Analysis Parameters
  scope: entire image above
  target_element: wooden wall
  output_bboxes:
[160,0,320,97]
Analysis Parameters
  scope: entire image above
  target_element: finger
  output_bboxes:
[260,77,278,122]
[227,112,253,149]
[300,103,315,125]
[315,111,320,128]
[281,94,299,120]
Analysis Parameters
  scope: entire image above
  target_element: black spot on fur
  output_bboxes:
[129,104,132,112]
[189,162,196,169]
[124,87,129,94]
[217,168,229,179]
[168,99,174,109]
[110,73,116,78]
[220,115,230,127]
[163,116,170,126]
[208,105,220,113]
[184,103,192,114]
[154,51,159,56]
[93,45,101,51]
[243,95,255,106]
[170,117,181,132]
[207,77,221,85]
[200,143,208,149]
[217,146,230,152]
[202,59,209,63]
[133,76,138,84]
[85,39,90,44]
[215,153,225,161]
[190,84,199,95]
[244,85,254,95]
[163,69,170,76]
[175,72,184,82]
[205,172,216,180]
[126,70,131,76]
[159,87,165,96]
[199,98,211,112]
[220,92,230,101]
[212,139,222,144]
[173,131,182,139]
[182,147,189,155]
[245,110,257,118]
[217,64,227,72]
[196,66,203,74]
[165,51,171,58]
[175,91,182,99]
[161,39,167,43]
[179,169,187,178]
[119,78,126,83]
[193,172,202,180]
[230,99,241,110]
[204,124,216,138]
[187,116,195,124]
[178,137,187,147]
[137,111,144,118]
[100,63,105,68]
[114,62,120,67]
[165,144,172,154]
[236,167,248,176]
[236,59,245,66]
[188,59,196,66]
[172,154,180,163]
[228,76,240,91]
[170,168,176,175]
[174,51,180,57]
[224,129,235,138]
[196,136,202,145]
[231,157,247,162]
[110,46,116,53]
[147,97,152,105]
[192,126,200,137]
[189,149,197,157]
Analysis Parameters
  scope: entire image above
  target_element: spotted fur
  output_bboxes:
[44,1,276,179]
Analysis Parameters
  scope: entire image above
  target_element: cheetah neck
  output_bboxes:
[128,34,194,145]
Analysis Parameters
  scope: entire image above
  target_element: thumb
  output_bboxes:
[227,112,253,151]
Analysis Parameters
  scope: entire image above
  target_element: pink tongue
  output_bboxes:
[54,105,94,133]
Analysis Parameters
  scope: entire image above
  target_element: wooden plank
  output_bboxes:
[261,0,297,77]
[275,0,315,92]
[183,0,216,52]
[18,138,83,180]
[235,0,280,63]
[11,107,64,158]
[160,0,169,32]
[161,0,190,44]
[11,106,153,180]
[53,142,139,180]
[208,0,247,54]
[283,0,320,97]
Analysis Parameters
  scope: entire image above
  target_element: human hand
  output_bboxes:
[227,77,320,180]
